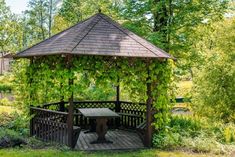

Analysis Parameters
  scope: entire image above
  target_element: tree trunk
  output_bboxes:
[152,0,170,52]
[49,0,52,37]
[39,0,45,40]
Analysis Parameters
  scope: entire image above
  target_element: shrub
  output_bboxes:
[0,112,29,136]
[169,116,203,137]
[0,98,12,106]
[0,128,21,140]
[153,116,235,155]
[0,84,12,92]
[0,127,27,148]
[153,132,181,149]
[223,125,235,143]
[181,134,221,153]
[0,75,13,92]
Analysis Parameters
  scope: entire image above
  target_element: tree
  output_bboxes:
[59,0,82,25]
[120,0,228,77]
[48,0,61,37]
[22,0,61,47]
[192,17,235,122]
[25,0,49,41]
[58,0,122,26]
[0,0,23,53]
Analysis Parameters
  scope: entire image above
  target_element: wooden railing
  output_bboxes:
[34,100,146,130]
[30,100,146,148]
[72,101,145,129]
[119,101,146,129]
[30,98,188,147]
[30,107,69,145]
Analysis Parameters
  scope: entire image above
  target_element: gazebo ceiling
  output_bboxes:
[15,13,172,59]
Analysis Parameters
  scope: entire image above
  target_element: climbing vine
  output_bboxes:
[13,55,174,132]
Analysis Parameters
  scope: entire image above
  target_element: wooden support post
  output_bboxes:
[115,77,121,128]
[66,54,75,148]
[60,83,65,112]
[29,107,34,136]
[145,60,153,147]
[60,99,65,112]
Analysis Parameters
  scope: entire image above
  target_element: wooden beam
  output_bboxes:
[145,60,153,147]
[66,54,75,148]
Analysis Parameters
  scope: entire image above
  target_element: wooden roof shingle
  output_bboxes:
[15,13,172,59]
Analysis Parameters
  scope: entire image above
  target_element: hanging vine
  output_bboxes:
[13,55,174,132]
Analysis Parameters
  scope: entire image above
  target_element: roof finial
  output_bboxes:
[98,8,101,13]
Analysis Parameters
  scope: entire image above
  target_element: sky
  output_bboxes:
[5,0,29,14]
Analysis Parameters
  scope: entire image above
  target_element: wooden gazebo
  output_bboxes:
[15,12,172,150]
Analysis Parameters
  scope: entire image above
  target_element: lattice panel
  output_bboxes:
[120,102,146,112]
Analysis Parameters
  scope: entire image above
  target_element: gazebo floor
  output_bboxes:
[75,129,145,150]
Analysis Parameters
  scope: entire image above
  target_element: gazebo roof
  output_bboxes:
[15,13,172,59]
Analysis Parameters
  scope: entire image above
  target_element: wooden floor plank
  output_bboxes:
[76,129,144,150]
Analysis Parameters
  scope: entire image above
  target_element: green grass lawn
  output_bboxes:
[0,149,226,157]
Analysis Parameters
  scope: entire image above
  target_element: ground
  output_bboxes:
[0,149,227,157]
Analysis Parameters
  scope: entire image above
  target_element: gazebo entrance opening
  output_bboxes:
[15,12,172,150]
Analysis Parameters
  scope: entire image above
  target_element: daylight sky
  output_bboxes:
[5,0,29,14]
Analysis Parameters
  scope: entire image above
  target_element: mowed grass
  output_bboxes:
[0,149,226,157]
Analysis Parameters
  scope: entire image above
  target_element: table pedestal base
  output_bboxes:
[90,118,113,144]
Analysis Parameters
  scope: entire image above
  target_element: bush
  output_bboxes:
[153,116,235,155]
[169,116,203,137]
[0,98,12,106]
[0,75,13,92]
[223,124,235,144]
[192,18,235,123]
[0,127,27,148]
[0,84,12,92]
[181,134,221,153]
[0,128,21,140]
[153,132,181,149]
[0,112,29,136]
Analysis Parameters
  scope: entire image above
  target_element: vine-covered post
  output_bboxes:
[29,57,34,136]
[66,54,74,148]
[145,59,153,147]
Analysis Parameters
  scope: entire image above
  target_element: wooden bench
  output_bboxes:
[72,126,81,148]
[118,112,143,118]
[136,121,146,142]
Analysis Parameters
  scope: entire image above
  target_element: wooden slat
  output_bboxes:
[77,130,144,150]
